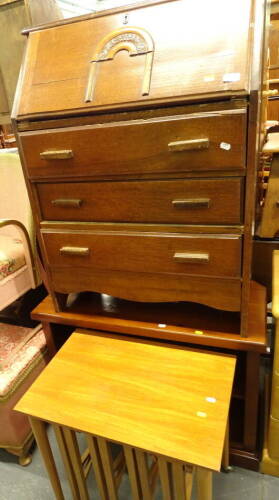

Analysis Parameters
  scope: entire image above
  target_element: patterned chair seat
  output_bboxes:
[0,235,25,282]
[0,149,39,311]
[0,323,49,465]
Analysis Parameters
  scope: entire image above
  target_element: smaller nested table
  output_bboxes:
[16,330,236,500]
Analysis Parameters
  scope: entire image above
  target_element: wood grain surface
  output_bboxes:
[16,0,254,118]
[257,154,279,238]
[19,110,247,180]
[16,330,236,471]
[273,250,279,319]
[30,280,267,352]
[49,268,242,311]
[42,229,242,278]
[39,221,244,235]
[36,177,243,225]
[16,99,248,132]
[0,0,29,114]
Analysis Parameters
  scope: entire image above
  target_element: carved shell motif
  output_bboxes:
[98,33,148,60]
[85,27,155,102]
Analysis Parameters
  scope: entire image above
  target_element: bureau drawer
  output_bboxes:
[42,230,242,279]
[20,110,246,179]
[37,178,243,224]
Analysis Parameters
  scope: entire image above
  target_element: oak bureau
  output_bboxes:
[12,0,268,336]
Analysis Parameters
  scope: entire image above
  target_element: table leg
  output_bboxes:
[63,428,89,500]
[172,462,185,499]
[81,448,92,478]
[185,465,194,500]
[86,434,108,500]
[222,422,230,471]
[135,450,153,500]
[29,417,64,500]
[123,445,142,500]
[196,467,212,500]
[41,321,57,358]
[113,449,126,490]
[244,351,261,451]
[53,424,80,500]
[97,437,118,500]
[158,457,173,500]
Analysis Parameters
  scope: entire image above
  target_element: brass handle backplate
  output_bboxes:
[262,89,279,97]
[60,246,90,257]
[168,138,209,152]
[52,199,82,208]
[40,150,74,160]
[173,252,209,264]
[172,198,210,209]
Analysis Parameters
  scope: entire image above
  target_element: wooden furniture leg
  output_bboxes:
[41,321,57,357]
[244,351,261,451]
[261,250,279,475]
[81,448,92,478]
[172,462,186,499]
[123,445,142,500]
[5,432,34,466]
[53,425,80,500]
[113,448,126,489]
[135,450,156,500]
[185,465,194,499]
[97,437,118,500]
[63,428,89,500]
[158,457,173,500]
[160,460,194,500]
[86,435,108,500]
[257,154,279,238]
[196,467,212,500]
[52,292,68,313]
[29,417,65,500]
[222,422,231,471]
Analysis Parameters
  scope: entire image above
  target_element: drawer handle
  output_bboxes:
[173,252,209,264]
[60,246,89,257]
[168,138,209,152]
[40,150,73,160]
[172,198,210,209]
[51,199,83,208]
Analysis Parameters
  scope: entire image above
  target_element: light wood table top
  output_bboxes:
[16,330,236,471]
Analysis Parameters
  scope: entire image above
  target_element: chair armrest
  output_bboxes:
[273,250,279,319]
[0,219,36,288]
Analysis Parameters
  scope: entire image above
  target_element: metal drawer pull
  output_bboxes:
[172,198,210,209]
[173,252,209,264]
[40,149,73,160]
[60,246,89,256]
[262,89,278,97]
[168,138,209,152]
[51,199,82,208]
